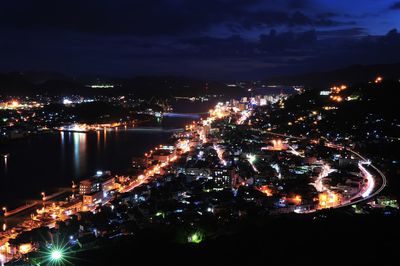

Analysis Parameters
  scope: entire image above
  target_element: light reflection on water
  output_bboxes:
[73,132,87,178]
[0,99,218,209]
[0,128,178,209]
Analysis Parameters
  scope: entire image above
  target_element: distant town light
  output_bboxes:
[96,170,103,176]
[63,98,73,105]
[375,76,383,83]
[11,100,19,107]
[89,84,114,89]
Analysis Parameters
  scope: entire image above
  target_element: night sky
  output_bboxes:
[1,0,400,80]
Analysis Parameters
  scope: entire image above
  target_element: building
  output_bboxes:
[83,191,103,206]
[79,179,100,195]
[152,149,173,163]
[99,175,115,194]
[79,171,114,196]
[62,199,83,215]
[210,168,234,187]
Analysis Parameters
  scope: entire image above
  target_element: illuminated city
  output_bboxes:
[1,1,400,265]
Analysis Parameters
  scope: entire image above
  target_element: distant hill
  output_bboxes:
[0,72,240,97]
[266,63,400,88]
[3,62,399,96]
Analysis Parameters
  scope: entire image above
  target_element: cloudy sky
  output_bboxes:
[1,0,400,79]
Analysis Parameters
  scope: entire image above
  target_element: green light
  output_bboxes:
[247,154,256,164]
[189,232,203,244]
[155,211,165,218]
[51,250,63,261]
[34,242,72,265]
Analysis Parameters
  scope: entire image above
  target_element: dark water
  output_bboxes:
[0,99,216,209]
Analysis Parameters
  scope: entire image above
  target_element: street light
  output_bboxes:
[2,207,6,216]
[43,245,71,265]
[41,192,46,201]
[188,231,204,244]
[50,249,63,261]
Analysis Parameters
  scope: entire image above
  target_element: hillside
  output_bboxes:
[266,63,400,88]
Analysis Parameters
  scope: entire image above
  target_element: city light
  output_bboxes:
[51,249,63,261]
[331,95,343,102]
[294,195,302,205]
[359,162,375,198]
[330,85,347,93]
[375,76,383,83]
[257,185,273,196]
[0,87,389,263]
[11,100,19,107]
[246,154,256,164]
[62,98,72,105]
[271,139,285,150]
[188,232,204,244]
[19,244,32,254]
[318,192,340,208]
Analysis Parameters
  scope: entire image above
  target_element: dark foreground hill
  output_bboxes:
[267,62,400,88]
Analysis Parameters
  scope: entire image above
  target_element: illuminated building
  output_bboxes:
[79,179,100,195]
[18,243,32,254]
[83,191,103,206]
[100,176,116,193]
[151,149,173,163]
[79,171,114,195]
[210,168,234,188]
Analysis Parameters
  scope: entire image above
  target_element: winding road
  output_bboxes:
[264,131,387,211]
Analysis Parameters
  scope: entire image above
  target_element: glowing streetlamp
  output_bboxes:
[2,207,6,216]
[188,231,204,244]
[41,192,46,201]
[246,154,256,164]
[42,244,71,265]
[50,249,63,261]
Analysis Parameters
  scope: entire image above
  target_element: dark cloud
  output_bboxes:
[0,0,343,36]
[287,0,310,9]
[238,10,345,31]
[259,30,317,53]
[169,28,400,78]
[179,35,254,57]
[316,12,337,19]
[318,27,367,38]
[0,0,399,79]
[390,1,400,9]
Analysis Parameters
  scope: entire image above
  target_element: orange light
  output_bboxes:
[331,96,343,102]
[19,243,32,254]
[319,192,340,208]
[258,185,272,196]
[294,195,302,204]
